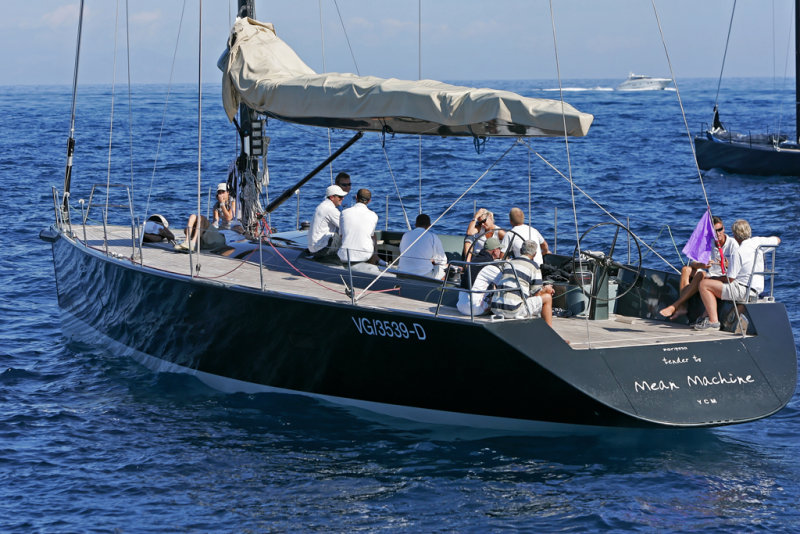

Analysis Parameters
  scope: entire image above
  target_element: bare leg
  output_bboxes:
[540,292,553,327]
[659,270,706,319]
[698,278,723,324]
[186,214,199,245]
[679,265,695,290]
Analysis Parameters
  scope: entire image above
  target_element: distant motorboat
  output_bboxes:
[616,73,672,91]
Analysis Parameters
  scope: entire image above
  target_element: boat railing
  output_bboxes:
[51,187,65,233]
[702,122,788,148]
[744,245,779,302]
[83,183,139,259]
[434,259,534,321]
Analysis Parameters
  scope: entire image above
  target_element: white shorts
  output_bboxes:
[491,295,543,319]
[721,281,756,302]
[525,295,543,315]
[457,292,490,316]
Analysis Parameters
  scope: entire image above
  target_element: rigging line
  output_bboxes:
[196,250,255,280]
[418,0,423,214]
[124,0,135,223]
[264,239,348,295]
[104,0,121,254]
[773,0,777,90]
[380,142,412,230]
[651,0,711,212]
[191,0,203,275]
[331,0,362,182]
[775,1,795,140]
[355,139,519,301]
[62,0,85,220]
[640,224,683,267]
[714,0,737,112]
[548,0,591,343]
[666,225,685,267]
[142,0,187,234]
[528,149,532,234]
[524,144,680,274]
[332,0,360,75]
[547,2,580,265]
[318,0,334,182]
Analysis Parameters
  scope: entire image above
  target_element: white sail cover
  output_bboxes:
[222,18,593,137]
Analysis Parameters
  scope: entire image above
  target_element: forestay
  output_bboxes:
[222,17,594,138]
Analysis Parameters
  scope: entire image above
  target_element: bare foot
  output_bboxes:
[669,304,688,321]
[659,305,675,318]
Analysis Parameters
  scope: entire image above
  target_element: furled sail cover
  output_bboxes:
[222,18,593,138]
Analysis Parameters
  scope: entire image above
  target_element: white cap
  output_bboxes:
[146,214,169,228]
[217,182,228,192]
[326,185,347,197]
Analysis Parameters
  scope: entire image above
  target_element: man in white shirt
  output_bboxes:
[695,219,780,330]
[500,207,549,264]
[308,184,346,258]
[456,236,504,316]
[338,188,379,269]
[399,214,448,278]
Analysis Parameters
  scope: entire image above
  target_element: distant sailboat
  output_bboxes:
[616,73,672,91]
[694,0,800,176]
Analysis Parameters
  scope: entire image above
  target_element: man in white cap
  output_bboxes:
[308,184,347,258]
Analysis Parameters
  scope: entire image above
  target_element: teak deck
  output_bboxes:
[77,224,742,351]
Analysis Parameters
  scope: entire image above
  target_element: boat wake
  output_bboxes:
[543,86,614,92]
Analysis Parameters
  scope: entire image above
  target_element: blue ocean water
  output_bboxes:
[2,78,800,532]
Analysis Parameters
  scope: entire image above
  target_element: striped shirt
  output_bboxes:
[490,257,543,318]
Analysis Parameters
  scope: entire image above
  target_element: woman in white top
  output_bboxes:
[463,208,505,261]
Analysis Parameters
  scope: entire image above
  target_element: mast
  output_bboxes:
[63,0,86,226]
[235,0,266,237]
[796,0,799,143]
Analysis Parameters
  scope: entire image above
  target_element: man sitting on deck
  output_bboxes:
[308,184,347,258]
[694,219,780,331]
[456,236,504,316]
[490,240,555,326]
[399,214,448,279]
[338,188,380,272]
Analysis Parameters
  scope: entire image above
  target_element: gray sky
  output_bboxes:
[1,0,795,86]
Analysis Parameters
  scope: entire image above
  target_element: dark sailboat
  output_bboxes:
[695,0,800,176]
[40,1,797,433]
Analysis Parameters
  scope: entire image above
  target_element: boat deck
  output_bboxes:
[74,224,745,350]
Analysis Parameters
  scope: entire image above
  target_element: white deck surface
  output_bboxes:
[77,224,744,350]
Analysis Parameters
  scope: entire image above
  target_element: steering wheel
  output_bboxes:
[570,222,642,302]
[501,230,525,261]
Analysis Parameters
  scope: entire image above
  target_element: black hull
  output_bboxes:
[48,229,797,431]
[695,135,800,176]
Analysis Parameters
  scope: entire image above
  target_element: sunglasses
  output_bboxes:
[714,227,724,233]
[339,183,352,187]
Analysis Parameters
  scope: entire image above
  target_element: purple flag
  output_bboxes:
[682,209,716,263]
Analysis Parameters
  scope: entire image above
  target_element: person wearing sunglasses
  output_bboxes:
[695,219,781,331]
[334,172,352,209]
[659,215,740,321]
